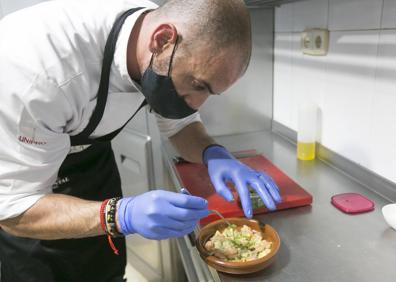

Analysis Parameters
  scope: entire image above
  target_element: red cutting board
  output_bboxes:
[175,155,313,225]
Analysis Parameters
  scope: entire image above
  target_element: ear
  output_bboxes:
[149,23,178,54]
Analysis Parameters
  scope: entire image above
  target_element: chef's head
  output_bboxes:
[132,0,251,119]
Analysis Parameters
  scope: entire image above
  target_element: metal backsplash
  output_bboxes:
[199,8,274,137]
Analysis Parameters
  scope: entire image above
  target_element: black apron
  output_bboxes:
[0,8,147,282]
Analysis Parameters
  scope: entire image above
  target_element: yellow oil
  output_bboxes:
[297,142,316,160]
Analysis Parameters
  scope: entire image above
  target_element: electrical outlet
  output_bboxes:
[301,28,329,56]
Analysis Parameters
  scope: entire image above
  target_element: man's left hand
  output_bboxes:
[203,145,282,218]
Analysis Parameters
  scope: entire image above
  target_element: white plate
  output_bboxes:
[382,203,396,230]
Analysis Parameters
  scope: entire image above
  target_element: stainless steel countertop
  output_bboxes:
[162,130,396,282]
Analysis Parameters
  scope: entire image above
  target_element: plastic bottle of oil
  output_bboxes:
[297,102,317,161]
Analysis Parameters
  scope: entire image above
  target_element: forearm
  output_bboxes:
[0,194,103,240]
[169,121,216,163]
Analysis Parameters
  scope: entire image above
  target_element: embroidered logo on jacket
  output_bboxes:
[18,136,47,145]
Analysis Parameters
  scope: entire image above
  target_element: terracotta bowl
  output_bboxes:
[196,217,280,275]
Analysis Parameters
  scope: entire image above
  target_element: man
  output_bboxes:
[0,0,281,281]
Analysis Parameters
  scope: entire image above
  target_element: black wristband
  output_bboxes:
[201,144,225,166]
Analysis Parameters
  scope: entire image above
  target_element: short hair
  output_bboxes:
[153,0,252,68]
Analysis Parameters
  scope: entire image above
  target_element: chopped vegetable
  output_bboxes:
[204,224,272,262]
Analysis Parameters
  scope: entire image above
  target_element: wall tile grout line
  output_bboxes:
[379,0,386,29]
[326,0,330,29]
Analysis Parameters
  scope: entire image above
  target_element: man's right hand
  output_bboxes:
[117,190,209,240]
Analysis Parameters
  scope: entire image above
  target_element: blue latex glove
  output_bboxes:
[117,190,209,240]
[203,145,282,218]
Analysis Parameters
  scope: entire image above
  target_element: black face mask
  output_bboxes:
[140,38,197,119]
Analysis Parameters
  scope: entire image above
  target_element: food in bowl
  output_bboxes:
[197,218,280,274]
[204,224,272,262]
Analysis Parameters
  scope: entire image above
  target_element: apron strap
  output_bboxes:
[96,99,147,142]
[71,7,145,145]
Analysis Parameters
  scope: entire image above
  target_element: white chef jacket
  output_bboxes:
[0,0,202,220]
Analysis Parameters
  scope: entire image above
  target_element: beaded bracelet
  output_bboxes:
[104,197,123,238]
[100,197,123,255]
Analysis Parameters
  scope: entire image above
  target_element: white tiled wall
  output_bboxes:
[274,0,396,183]
[328,0,383,30]
[273,33,293,126]
[370,30,396,182]
[382,0,396,28]
[0,0,49,16]
[292,0,328,32]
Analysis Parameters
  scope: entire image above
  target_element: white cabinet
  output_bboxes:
[112,115,182,282]
[112,128,161,281]
[112,129,153,197]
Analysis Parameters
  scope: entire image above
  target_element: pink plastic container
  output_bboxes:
[331,193,375,214]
